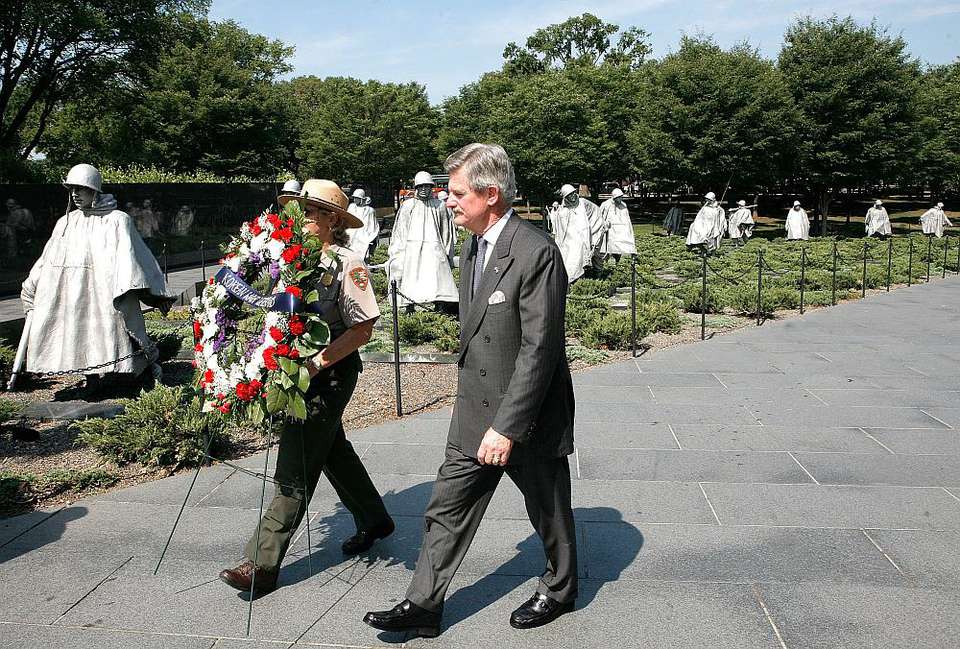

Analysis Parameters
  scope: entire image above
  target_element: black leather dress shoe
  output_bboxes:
[341,518,395,555]
[509,592,574,629]
[363,599,441,637]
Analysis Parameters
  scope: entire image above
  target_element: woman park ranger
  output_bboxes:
[219,179,394,595]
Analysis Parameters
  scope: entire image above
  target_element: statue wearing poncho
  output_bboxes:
[345,190,380,260]
[865,202,891,238]
[387,178,457,307]
[598,190,636,256]
[20,192,170,375]
[553,185,602,283]
[785,203,810,240]
[686,193,726,252]
[920,203,952,238]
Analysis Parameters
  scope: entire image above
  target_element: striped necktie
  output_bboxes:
[472,235,487,297]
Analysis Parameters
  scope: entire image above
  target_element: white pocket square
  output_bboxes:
[488,290,506,305]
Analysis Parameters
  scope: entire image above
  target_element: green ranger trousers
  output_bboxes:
[244,353,390,570]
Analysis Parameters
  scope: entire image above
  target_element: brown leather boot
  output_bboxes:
[218,560,278,594]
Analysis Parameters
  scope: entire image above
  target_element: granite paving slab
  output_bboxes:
[700,483,960,530]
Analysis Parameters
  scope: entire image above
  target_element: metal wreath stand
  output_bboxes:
[153,283,318,637]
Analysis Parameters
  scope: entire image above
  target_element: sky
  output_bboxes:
[210,0,960,104]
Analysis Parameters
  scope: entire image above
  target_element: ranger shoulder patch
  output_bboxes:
[349,267,369,291]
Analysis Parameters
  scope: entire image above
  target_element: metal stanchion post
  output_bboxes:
[831,241,838,306]
[861,240,867,298]
[201,240,207,282]
[908,238,914,287]
[390,280,402,417]
[886,239,892,292]
[943,237,949,279]
[630,261,637,357]
[799,247,806,315]
[756,249,763,326]
[926,236,933,282]
[700,250,707,341]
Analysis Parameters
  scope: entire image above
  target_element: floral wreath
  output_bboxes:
[191,201,334,424]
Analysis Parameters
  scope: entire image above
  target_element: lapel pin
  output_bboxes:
[493,266,500,274]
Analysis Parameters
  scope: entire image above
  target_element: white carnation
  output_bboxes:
[250,231,270,253]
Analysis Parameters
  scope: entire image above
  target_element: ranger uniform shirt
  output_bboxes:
[315,245,380,339]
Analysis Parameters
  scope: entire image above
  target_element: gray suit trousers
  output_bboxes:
[406,444,578,612]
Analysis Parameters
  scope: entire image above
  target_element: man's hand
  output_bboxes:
[477,427,513,466]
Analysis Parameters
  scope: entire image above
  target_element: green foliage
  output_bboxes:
[1,468,119,511]
[0,344,17,382]
[41,15,294,178]
[282,76,438,187]
[144,320,189,362]
[99,164,268,184]
[73,385,228,469]
[779,16,922,219]
[671,282,724,313]
[0,398,22,424]
[565,344,610,365]
[397,312,460,351]
[581,312,646,350]
[564,300,608,337]
[637,300,683,334]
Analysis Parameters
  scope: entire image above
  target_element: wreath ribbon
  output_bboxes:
[214,267,324,314]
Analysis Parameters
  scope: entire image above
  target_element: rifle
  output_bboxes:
[7,311,32,391]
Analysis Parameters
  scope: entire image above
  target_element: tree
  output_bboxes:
[633,36,799,195]
[282,76,438,190]
[41,16,293,178]
[0,0,202,168]
[779,16,922,233]
[503,13,650,73]
[914,63,960,198]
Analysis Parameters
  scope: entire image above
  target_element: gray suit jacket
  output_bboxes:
[447,214,575,464]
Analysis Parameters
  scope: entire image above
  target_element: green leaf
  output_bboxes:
[305,290,320,304]
[279,371,294,389]
[297,366,311,391]
[250,400,265,425]
[278,357,297,374]
[265,388,286,414]
[294,339,319,355]
[288,392,307,420]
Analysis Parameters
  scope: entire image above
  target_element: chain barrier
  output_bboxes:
[28,334,158,378]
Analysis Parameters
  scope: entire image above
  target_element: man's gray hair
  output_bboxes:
[444,143,516,207]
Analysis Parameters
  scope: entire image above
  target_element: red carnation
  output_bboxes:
[281,244,303,263]
[218,403,231,414]
[193,320,202,339]
[194,343,203,352]
[295,262,303,270]
[287,218,294,227]
[208,277,215,285]
[266,213,281,228]
[249,380,263,395]
[289,349,300,359]
[285,286,302,299]
[271,227,294,242]
[201,369,214,386]
[250,221,263,236]
[289,319,305,336]
[263,347,279,371]
[269,326,284,342]
[275,343,291,357]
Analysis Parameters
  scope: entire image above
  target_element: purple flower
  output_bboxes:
[269,261,280,280]
[248,252,261,266]
[243,329,266,361]
[212,329,227,353]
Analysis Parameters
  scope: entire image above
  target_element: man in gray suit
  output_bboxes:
[364,143,577,637]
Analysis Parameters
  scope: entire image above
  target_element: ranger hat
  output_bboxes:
[279,179,362,228]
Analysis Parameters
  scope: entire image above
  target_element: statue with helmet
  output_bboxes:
[387,171,457,309]
[920,202,952,238]
[551,183,602,283]
[597,188,636,259]
[13,163,173,393]
[726,199,757,246]
[686,191,727,253]
[865,200,892,239]
[345,188,380,261]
